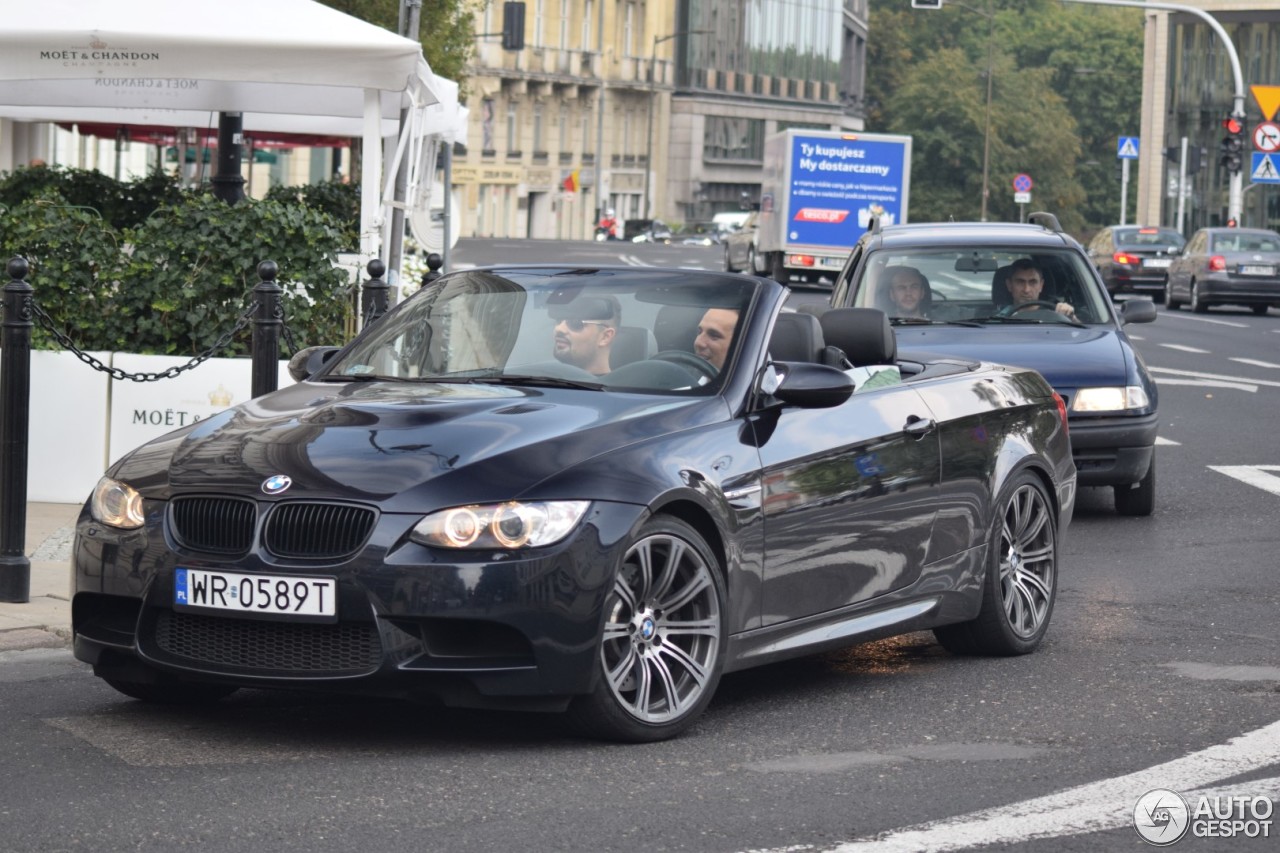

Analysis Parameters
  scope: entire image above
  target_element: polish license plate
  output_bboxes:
[175,568,337,617]
[1143,258,1172,269]
[1238,264,1275,276]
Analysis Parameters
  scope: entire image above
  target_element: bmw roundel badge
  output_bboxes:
[262,474,292,495]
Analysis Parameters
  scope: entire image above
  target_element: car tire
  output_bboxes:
[1114,456,1156,517]
[1164,278,1182,310]
[103,675,238,704]
[723,243,736,272]
[1190,281,1209,313]
[933,471,1057,657]
[746,245,757,275]
[1251,304,1269,316]
[567,515,727,742]
[770,251,788,284]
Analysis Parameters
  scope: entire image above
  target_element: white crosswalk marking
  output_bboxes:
[1160,343,1211,354]
[1230,357,1280,369]
[1209,465,1280,497]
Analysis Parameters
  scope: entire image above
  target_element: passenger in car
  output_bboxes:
[550,295,621,376]
[693,307,739,370]
[881,265,932,319]
[998,258,1075,319]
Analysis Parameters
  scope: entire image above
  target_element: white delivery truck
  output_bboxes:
[756,129,912,284]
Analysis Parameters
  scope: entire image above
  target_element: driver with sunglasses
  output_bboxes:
[551,295,622,376]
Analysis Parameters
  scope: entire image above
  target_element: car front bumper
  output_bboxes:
[1067,411,1158,487]
[71,500,648,710]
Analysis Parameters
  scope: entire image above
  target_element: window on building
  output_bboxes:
[560,0,570,49]
[624,2,635,57]
[507,103,520,154]
[703,116,765,162]
[583,0,594,50]
[533,0,544,48]
[533,102,545,154]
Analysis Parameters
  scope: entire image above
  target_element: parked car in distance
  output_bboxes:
[71,266,1075,743]
[677,221,725,246]
[829,213,1159,516]
[1086,225,1185,301]
[1164,226,1280,315]
[624,218,673,244]
[723,211,760,273]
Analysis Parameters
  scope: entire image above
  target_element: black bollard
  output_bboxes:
[360,259,389,326]
[421,252,444,287]
[251,260,281,399]
[0,257,33,603]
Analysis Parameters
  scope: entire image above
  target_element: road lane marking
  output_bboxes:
[1150,366,1280,388]
[1209,465,1280,497]
[1230,357,1280,369]
[1157,313,1251,328]
[792,719,1280,852]
[619,254,651,267]
[1155,378,1257,392]
[1154,436,1180,445]
[1160,343,1211,354]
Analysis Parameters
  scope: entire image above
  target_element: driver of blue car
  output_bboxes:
[1000,258,1076,319]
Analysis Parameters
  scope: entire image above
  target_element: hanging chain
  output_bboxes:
[30,300,261,382]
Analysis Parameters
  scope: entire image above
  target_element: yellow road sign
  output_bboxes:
[1250,85,1280,122]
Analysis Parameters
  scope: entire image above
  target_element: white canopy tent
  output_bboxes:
[0,0,466,263]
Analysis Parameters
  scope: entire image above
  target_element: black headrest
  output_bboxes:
[768,311,825,363]
[654,305,705,352]
[609,326,656,369]
[819,308,897,367]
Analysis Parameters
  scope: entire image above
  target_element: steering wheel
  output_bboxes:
[1009,299,1063,314]
[649,350,718,382]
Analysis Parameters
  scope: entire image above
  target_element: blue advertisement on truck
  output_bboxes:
[756,130,912,285]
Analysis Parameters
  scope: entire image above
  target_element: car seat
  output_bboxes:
[653,305,705,353]
[991,264,1015,309]
[609,326,658,370]
[767,312,826,363]
[819,308,897,367]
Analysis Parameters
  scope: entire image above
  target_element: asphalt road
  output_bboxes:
[2,240,1277,852]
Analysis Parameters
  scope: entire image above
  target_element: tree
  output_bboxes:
[868,0,1143,234]
[320,0,479,90]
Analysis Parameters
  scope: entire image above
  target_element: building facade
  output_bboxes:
[1137,2,1280,232]
[458,0,869,239]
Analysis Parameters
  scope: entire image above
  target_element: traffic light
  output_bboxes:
[1219,116,1244,174]
[1187,146,1207,175]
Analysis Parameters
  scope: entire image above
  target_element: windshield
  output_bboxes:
[850,248,1113,325]
[325,268,757,394]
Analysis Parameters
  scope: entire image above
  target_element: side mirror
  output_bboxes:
[288,345,342,382]
[769,362,855,408]
[1120,298,1157,326]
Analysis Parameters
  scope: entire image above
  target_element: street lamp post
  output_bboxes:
[642,30,708,221]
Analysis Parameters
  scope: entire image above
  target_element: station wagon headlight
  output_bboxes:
[411,500,590,549]
[1070,386,1150,413]
[90,477,145,529]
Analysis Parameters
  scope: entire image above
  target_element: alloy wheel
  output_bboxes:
[998,483,1056,639]
[600,533,721,724]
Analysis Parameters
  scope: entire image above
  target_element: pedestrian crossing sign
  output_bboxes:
[1117,136,1140,159]
[1251,152,1280,184]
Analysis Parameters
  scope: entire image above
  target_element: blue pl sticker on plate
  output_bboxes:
[174,568,188,604]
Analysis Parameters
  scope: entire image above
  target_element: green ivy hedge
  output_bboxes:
[0,166,354,355]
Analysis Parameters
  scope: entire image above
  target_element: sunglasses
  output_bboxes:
[558,318,611,332]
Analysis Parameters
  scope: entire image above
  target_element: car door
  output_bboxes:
[748,379,942,625]
[1171,231,1205,298]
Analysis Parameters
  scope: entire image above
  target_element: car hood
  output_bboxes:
[110,380,723,511]
[894,325,1132,390]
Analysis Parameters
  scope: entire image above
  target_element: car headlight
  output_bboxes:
[1070,386,1150,413]
[410,501,590,550]
[90,477,145,529]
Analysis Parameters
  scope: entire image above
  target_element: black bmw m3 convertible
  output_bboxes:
[72,266,1075,741]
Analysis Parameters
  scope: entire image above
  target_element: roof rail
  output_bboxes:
[1028,211,1063,233]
